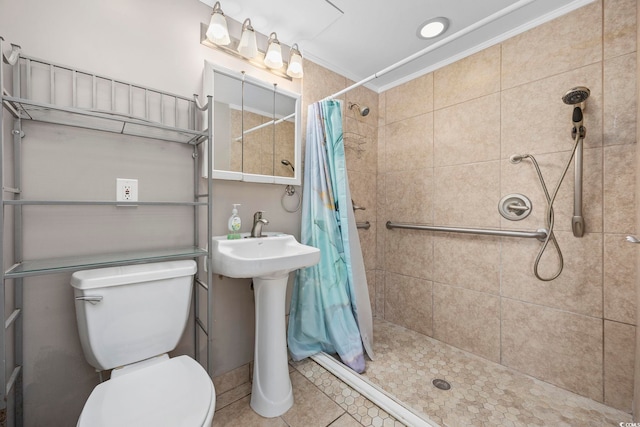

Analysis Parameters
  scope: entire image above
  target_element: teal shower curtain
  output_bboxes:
[287,99,372,373]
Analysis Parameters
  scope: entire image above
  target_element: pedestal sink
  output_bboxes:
[211,233,320,417]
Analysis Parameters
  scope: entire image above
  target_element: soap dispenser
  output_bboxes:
[227,204,242,239]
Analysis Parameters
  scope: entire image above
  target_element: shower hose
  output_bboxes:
[515,132,582,281]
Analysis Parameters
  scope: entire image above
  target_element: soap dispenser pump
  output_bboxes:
[227,204,242,239]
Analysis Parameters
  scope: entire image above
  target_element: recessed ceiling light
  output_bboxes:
[417,17,450,39]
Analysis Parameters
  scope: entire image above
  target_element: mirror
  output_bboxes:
[203,62,301,185]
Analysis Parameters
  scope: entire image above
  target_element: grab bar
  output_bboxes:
[356,221,370,230]
[386,221,547,240]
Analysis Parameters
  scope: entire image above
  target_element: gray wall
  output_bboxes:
[0,0,301,425]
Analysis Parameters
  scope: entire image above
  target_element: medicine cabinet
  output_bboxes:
[202,61,301,185]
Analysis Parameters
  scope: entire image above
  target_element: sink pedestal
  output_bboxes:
[250,275,293,418]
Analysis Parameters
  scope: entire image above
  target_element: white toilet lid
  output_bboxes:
[78,356,215,427]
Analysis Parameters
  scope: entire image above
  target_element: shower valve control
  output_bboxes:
[498,194,532,221]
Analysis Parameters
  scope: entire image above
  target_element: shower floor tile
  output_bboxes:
[355,318,632,426]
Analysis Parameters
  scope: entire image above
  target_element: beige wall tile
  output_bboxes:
[501,299,603,401]
[434,93,501,167]
[604,234,637,324]
[377,120,385,174]
[384,272,433,336]
[384,228,433,280]
[636,1,640,417]
[384,169,433,224]
[500,149,603,234]
[604,53,637,146]
[349,170,376,223]
[385,73,433,124]
[604,144,637,233]
[434,45,501,110]
[376,173,386,271]
[501,1,602,89]
[344,117,377,174]
[501,63,603,157]
[378,92,386,128]
[375,210,386,270]
[433,161,501,228]
[501,231,603,317]
[357,220,376,272]
[375,270,385,318]
[433,284,501,362]
[433,234,501,295]
[384,113,433,172]
[365,270,375,314]
[604,320,635,412]
[604,0,637,59]
[302,60,347,106]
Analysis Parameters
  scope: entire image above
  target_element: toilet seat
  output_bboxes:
[78,356,215,427]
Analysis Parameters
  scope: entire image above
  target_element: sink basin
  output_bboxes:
[211,233,320,279]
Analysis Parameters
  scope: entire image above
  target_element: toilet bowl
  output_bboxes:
[71,261,215,427]
[78,355,215,427]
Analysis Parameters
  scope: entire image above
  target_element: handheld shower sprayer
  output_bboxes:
[507,86,591,281]
[562,86,589,238]
[563,86,589,141]
[281,159,295,172]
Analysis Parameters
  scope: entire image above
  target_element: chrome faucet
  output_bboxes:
[250,211,269,238]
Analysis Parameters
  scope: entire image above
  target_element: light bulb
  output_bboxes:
[286,45,303,78]
[416,17,449,39]
[264,33,283,69]
[206,2,230,45]
[237,19,258,58]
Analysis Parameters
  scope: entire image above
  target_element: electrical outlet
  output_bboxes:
[116,178,138,202]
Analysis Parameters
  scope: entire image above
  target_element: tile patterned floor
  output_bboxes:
[213,363,405,426]
[213,318,633,426]
[357,318,632,427]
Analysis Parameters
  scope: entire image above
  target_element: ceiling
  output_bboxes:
[199,0,595,92]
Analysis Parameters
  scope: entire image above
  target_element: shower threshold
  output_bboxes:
[310,352,436,427]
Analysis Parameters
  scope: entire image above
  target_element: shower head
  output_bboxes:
[562,87,590,105]
[563,86,590,129]
[348,102,370,117]
[281,159,295,172]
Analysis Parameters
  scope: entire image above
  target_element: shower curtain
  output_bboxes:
[287,99,373,373]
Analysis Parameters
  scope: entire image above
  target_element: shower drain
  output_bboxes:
[432,379,451,391]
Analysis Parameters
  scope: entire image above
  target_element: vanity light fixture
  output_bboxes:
[417,17,450,39]
[206,1,231,45]
[264,32,284,69]
[200,3,303,80]
[286,44,303,78]
[237,18,258,58]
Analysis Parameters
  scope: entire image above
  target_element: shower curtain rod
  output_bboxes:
[321,0,538,101]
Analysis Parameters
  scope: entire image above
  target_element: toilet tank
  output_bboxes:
[71,260,197,371]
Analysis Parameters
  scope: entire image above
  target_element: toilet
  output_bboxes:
[70,260,215,427]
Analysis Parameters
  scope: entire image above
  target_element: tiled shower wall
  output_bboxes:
[376,0,637,413]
